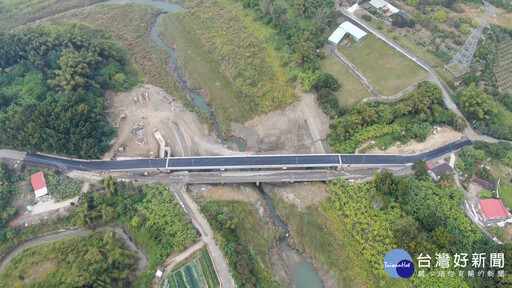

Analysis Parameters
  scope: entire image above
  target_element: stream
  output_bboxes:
[113,1,322,286]
[109,0,245,151]
[261,190,324,288]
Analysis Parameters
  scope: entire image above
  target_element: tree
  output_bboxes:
[294,32,316,64]
[412,159,428,179]
[313,73,340,91]
[459,83,498,120]
[430,226,452,249]
[434,10,447,22]
[459,24,470,34]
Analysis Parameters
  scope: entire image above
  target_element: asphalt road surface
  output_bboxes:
[20,138,472,171]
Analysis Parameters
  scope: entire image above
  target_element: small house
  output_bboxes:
[471,176,495,191]
[427,160,453,181]
[31,171,48,198]
[479,199,509,221]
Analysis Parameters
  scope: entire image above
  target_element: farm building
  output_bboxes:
[479,199,509,221]
[427,160,453,181]
[31,171,48,198]
[369,0,388,9]
[328,21,368,44]
[472,176,495,191]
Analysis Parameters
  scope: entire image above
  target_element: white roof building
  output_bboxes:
[339,22,368,42]
[369,0,388,9]
[328,27,347,44]
[328,22,368,44]
[386,3,400,14]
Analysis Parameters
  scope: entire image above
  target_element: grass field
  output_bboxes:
[338,34,429,96]
[319,56,370,107]
[167,249,219,288]
[158,0,297,130]
[0,0,103,30]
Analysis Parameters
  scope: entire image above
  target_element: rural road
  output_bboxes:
[169,183,236,288]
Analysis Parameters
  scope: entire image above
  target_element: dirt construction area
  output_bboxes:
[103,85,245,159]
[364,126,464,155]
[231,87,332,154]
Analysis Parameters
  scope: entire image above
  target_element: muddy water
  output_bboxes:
[110,0,245,151]
[261,191,324,288]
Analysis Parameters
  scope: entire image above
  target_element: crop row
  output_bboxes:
[199,250,219,288]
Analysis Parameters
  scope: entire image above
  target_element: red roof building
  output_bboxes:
[479,199,509,220]
[30,171,48,198]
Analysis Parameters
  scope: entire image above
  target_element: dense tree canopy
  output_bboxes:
[328,81,456,153]
[0,23,140,158]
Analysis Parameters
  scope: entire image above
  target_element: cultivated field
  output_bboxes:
[338,34,428,96]
[166,249,219,288]
[319,56,370,107]
[495,38,512,93]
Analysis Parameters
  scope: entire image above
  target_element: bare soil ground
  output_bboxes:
[231,87,332,154]
[365,126,464,155]
[262,183,330,210]
[103,85,246,160]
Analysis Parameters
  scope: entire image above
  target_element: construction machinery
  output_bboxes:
[117,114,126,128]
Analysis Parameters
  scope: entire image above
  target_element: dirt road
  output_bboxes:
[168,183,235,288]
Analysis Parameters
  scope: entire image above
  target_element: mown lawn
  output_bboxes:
[319,56,370,108]
[338,34,428,96]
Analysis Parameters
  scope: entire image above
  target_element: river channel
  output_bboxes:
[109,0,245,151]
[113,1,323,286]
[261,191,324,288]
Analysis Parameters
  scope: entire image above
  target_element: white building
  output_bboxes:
[328,21,368,44]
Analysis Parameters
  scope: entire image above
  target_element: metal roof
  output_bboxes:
[479,199,509,219]
[339,22,367,40]
[31,171,48,198]
[328,27,347,44]
[369,0,388,9]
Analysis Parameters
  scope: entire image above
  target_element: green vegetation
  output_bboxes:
[318,56,370,108]
[337,34,428,96]
[0,23,140,158]
[0,231,136,288]
[74,179,197,269]
[200,200,281,287]
[323,175,501,287]
[0,162,19,245]
[456,83,512,140]
[328,81,456,153]
[45,171,82,201]
[268,194,363,287]
[160,0,297,130]
[63,3,188,102]
[167,249,219,288]
[0,0,102,30]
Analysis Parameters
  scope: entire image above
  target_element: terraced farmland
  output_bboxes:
[164,249,219,288]
[495,37,512,93]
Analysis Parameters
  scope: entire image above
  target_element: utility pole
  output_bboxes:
[444,1,498,76]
